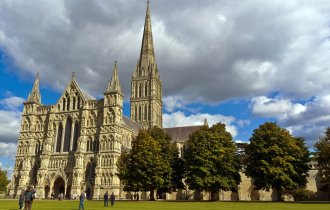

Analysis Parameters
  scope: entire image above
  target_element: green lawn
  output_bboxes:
[0,200,330,210]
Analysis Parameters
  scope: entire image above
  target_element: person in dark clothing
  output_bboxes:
[104,191,108,207]
[24,185,36,210]
[18,190,25,210]
[110,192,115,207]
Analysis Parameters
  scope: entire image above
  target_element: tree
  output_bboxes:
[0,167,9,193]
[169,143,185,190]
[149,127,185,196]
[184,123,241,200]
[149,127,173,196]
[314,127,330,197]
[245,122,310,201]
[117,130,165,200]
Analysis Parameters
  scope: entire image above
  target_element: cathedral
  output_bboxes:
[7,0,201,199]
[8,1,325,201]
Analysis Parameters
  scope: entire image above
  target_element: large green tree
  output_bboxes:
[117,130,166,200]
[149,127,185,195]
[245,122,310,201]
[0,167,9,193]
[315,127,330,197]
[184,123,240,200]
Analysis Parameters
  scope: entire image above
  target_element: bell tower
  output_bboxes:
[130,0,162,129]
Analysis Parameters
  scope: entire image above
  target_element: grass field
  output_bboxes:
[0,200,330,210]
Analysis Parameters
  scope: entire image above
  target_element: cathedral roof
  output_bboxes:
[164,125,203,143]
[123,116,142,132]
[81,91,95,100]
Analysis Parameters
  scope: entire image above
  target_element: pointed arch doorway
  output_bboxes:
[53,177,65,198]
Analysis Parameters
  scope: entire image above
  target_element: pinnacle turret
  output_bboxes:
[106,61,122,94]
[27,72,41,103]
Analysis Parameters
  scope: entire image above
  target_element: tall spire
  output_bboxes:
[27,72,41,103]
[139,0,155,70]
[107,61,122,94]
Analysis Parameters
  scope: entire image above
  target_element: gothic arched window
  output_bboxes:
[135,83,138,98]
[63,118,72,152]
[144,105,148,121]
[67,97,70,111]
[63,99,66,111]
[77,97,81,109]
[71,97,75,110]
[56,123,63,152]
[145,82,148,97]
[139,83,142,98]
[72,122,80,151]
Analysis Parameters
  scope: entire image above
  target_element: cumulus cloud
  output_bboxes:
[1,0,330,147]
[163,96,185,112]
[0,0,329,102]
[0,96,25,110]
[251,96,305,117]
[250,95,330,146]
[163,111,238,138]
[0,110,21,143]
[0,95,22,143]
[0,142,17,158]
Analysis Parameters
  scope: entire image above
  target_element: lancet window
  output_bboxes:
[35,141,42,154]
[63,118,72,152]
[55,123,63,152]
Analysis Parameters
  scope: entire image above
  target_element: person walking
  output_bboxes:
[78,191,86,210]
[18,189,25,210]
[24,185,35,210]
[110,192,115,207]
[104,191,108,207]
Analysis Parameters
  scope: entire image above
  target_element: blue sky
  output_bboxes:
[1,0,330,177]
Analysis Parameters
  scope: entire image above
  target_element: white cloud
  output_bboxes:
[0,110,21,143]
[0,142,17,158]
[0,0,329,103]
[251,96,305,117]
[1,0,330,148]
[163,111,238,137]
[163,96,185,112]
[250,95,330,146]
[0,96,25,110]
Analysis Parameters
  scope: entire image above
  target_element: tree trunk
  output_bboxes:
[193,190,203,200]
[210,190,219,201]
[275,187,283,201]
[149,187,156,201]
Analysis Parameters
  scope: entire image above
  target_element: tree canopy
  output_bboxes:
[314,127,330,195]
[0,167,9,193]
[184,123,241,200]
[245,122,310,201]
[117,128,180,200]
[149,127,185,195]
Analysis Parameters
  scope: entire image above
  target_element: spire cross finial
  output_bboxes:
[36,72,39,78]
[72,72,76,79]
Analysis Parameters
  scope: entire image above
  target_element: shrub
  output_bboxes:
[291,188,316,201]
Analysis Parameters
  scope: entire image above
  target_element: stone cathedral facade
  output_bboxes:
[8,1,325,201]
[7,1,177,199]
